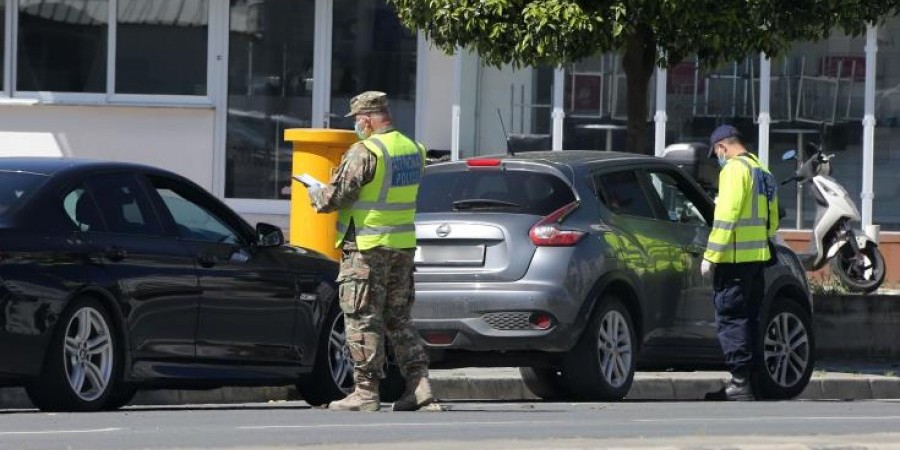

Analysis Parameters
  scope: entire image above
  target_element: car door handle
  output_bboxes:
[104,246,127,262]
[198,255,217,268]
[683,244,706,255]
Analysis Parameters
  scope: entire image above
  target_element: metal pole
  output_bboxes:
[758,53,772,167]
[862,25,877,234]
[654,65,667,157]
[552,67,565,151]
[451,47,462,161]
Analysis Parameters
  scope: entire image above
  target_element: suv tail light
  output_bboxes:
[529,201,586,246]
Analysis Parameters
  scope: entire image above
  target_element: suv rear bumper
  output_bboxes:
[411,281,583,352]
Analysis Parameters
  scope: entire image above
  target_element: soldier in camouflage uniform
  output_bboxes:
[308,91,434,412]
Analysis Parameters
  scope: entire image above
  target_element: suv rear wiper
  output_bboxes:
[452,199,521,210]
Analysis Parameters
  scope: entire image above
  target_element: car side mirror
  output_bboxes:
[256,222,284,247]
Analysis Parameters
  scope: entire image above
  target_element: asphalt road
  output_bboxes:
[2,400,900,450]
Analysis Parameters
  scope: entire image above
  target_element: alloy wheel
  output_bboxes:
[763,311,810,387]
[63,307,113,402]
[595,310,633,388]
[327,314,354,394]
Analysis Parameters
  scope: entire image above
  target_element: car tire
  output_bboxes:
[296,304,405,406]
[563,295,636,401]
[25,297,122,412]
[520,367,571,401]
[753,298,815,400]
[103,384,138,410]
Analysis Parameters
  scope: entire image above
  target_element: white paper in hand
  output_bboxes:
[292,173,324,189]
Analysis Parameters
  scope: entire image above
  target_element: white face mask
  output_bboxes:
[354,120,367,139]
[718,153,727,167]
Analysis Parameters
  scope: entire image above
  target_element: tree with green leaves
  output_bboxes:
[388,0,900,154]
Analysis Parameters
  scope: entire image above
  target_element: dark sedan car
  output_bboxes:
[413,151,814,401]
[0,158,356,411]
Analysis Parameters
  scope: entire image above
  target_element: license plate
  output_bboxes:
[414,244,485,266]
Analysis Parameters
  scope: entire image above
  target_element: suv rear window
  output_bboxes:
[417,169,575,215]
[0,171,47,218]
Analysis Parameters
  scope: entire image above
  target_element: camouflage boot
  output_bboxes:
[392,376,435,411]
[328,380,380,412]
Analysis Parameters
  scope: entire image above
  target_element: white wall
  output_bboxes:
[419,43,455,152]
[0,105,215,190]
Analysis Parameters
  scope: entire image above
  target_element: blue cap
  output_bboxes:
[708,125,741,157]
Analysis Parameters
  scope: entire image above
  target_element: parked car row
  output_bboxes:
[0,151,814,412]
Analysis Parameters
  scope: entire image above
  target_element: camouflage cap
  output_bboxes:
[345,91,389,117]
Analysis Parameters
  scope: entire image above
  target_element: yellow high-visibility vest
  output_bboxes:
[336,130,426,250]
[704,153,779,263]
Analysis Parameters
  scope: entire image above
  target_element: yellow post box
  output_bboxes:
[285,128,358,261]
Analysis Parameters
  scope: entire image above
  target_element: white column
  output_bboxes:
[653,66,667,157]
[862,24,878,233]
[311,0,332,128]
[758,54,772,167]
[451,47,462,161]
[210,0,230,198]
[551,67,565,151]
[414,32,427,142]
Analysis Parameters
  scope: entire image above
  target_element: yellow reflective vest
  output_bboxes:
[335,130,426,250]
[704,153,779,264]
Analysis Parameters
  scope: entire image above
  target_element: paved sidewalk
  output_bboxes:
[2,366,898,409]
[427,367,900,401]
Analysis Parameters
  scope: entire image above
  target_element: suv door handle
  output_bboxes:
[683,244,705,256]
[104,246,127,262]
[198,255,217,268]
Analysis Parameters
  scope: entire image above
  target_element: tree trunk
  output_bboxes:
[621,26,657,155]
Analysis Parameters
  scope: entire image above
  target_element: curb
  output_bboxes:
[2,372,898,409]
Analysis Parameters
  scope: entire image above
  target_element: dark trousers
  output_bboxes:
[713,261,765,375]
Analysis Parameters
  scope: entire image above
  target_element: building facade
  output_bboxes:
[2,1,900,236]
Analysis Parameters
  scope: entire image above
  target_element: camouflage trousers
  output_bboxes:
[338,245,429,385]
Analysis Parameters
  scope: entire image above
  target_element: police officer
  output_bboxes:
[308,91,434,412]
[701,125,779,401]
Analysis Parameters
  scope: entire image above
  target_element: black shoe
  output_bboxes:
[725,375,754,401]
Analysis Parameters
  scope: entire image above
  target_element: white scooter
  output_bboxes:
[781,145,885,293]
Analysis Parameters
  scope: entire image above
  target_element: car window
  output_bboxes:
[594,170,657,219]
[62,186,105,232]
[417,169,575,215]
[0,171,47,218]
[645,171,709,226]
[148,180,241,244]
[85,174,162,236]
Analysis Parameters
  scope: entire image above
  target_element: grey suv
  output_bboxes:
[412,151,813,401]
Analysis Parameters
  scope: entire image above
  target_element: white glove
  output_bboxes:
[700,259,713,277]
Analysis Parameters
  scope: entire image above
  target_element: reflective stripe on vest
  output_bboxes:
[704,155,772,263]
[335,131,424,250]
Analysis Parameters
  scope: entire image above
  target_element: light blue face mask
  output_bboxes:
[718,154,727,167]
[354,120,367,140]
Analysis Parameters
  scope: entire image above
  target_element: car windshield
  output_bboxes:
[0,171,47,218]
[417,169,575,215]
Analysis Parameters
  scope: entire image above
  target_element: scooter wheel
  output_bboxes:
[830,243,885,293]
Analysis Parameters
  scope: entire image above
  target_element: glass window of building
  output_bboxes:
[457,58,555,157]
[115,0,209,95]
[875,17,900,231]
[564,53,655,152]
[225,0,315,200]
[772,32,865,229]
[330,0,417,135]
[665,55,759,150]
[17,0,108,92]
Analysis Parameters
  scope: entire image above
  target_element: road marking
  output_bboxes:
[0,427,122,436]
[635,416,900,423]
[241,420,565,430]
